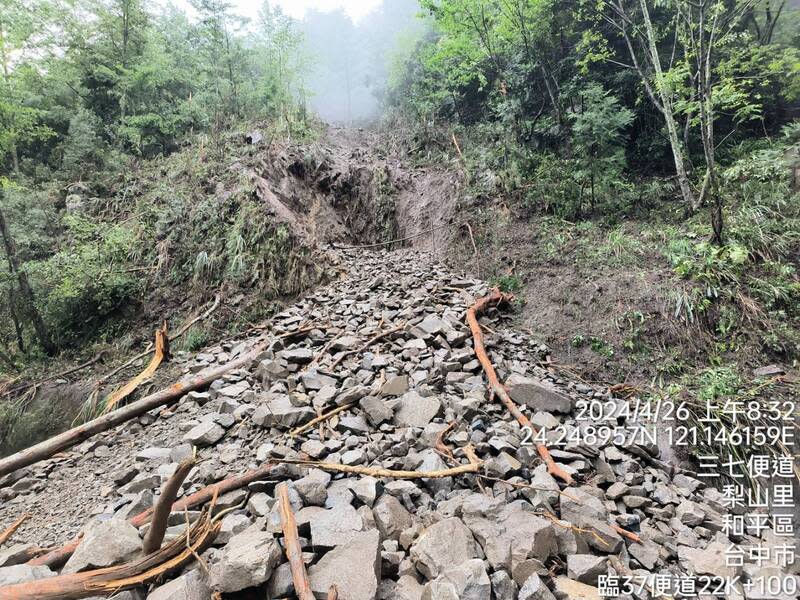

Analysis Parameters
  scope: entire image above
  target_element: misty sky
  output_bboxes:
[228,0,383,23]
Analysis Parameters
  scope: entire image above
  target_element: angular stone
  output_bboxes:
[374,493,414,541]
[0,564,55,586]
[294,469,331,506]
[410,517,477,579]
[676,500,706,526]
[381,375,410,397]
[302,370,337,391]
[310,504,364,548]
[0,544,39,568]
[360,397,394,426]
[518,573,556,600]
[280,347,314,364]
[559,487,607,527]
[506,374,571,414]
[309,530,381,600]
[394,391,441,428]
[208,525,282,593]
[566,555,607,585]
[147,569,210,600]
[421,559,490,600]
[182,421,225,446]
[462,500,556,571]
[252,395,314,428]
[552,577,601,600]
[63,519,143,574]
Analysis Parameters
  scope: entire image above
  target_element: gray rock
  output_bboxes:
[676,500,706,526]
[182,421,225,446]
[374,493,414,541]
[63,519,142,574]
[421,559,491,600]
[0,544,39,568]
[252,395,314,428]
[302,369,337,391]
[216,513,252,544]
[410,517,477,579]
[208,524,282,593]
[294,469,331,506]
[559,487,607,527]
[506,374,572,414]
[311,503,364,547]
[309,530,381,600]
[147,569,210,600]
[0,564,55,586]
[349,476,379,507]
[463,500,556,571]
[566,555,607,585]
[394,391,441,428]
[280,347,314,364]
[382,375,410,397]
[360,397,394,426]
[518,573,556,600]
[490,570,518,600]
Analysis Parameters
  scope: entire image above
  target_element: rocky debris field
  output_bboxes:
[0,248,794,600]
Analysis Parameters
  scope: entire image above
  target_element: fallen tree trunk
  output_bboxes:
[466,288,574,485]
[0,342,266,480]
[30,463,276,569]
[0,506,219,600]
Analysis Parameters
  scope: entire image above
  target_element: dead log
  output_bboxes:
[0,506,219,600]
[30,463,275,569]
[0,341,265,480]
[0,513,29,547]
[141,456,196,554]
[277,483,315,600]
[466,288,574,485]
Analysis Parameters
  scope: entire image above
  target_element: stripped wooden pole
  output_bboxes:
[277,484,315,600]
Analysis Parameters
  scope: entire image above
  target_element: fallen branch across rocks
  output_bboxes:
[30,463,276,569]
[0,340,266,479]
[277,483,315,600]
[272,444,482,480]
[289,402,355,439]
[329,322,406,372]
[103,321,170,414]
[0,512,29,546]
[466,288,574,486]
[142,455,196,555]
[1,504,220,600]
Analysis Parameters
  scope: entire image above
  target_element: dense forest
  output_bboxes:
[0,0,797,449]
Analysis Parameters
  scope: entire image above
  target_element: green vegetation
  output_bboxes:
[386,0,799,467]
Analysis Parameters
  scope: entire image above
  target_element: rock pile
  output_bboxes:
[0,248,795,599]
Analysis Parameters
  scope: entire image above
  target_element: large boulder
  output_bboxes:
[63,518,142,574]
[421,559,491,600]
[208,524,282,593]
[505,374,572,414]
[462,499,556,571]
[309,530,381,600]
[410,517,477,579]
